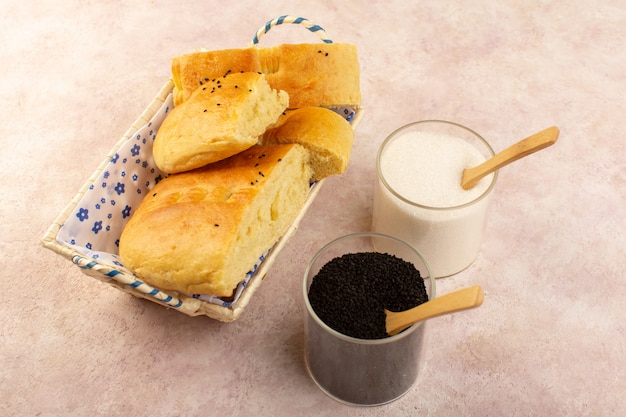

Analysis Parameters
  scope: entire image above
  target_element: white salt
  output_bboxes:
[380,131,492,207]
[372,129,496,277]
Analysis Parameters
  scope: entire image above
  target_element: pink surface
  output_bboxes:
[2,1,624,416]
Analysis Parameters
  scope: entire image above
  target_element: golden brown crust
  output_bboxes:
[171,43,361,109]
[261,107,355,181]
[171,48,261,106]
[119,144,311,298]
[153,72,288,174]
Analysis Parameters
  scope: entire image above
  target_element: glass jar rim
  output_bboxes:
[377,120,498,211]
[303,232,436,345]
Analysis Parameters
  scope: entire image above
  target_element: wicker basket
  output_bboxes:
[41,16,363,321]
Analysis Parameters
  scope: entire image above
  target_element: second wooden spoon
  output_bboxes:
[385,285,484,336]
[461,126,559,190]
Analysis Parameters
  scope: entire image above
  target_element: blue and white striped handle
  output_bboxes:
[252,15,333,45]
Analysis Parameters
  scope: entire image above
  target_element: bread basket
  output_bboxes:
[41,16,363,321]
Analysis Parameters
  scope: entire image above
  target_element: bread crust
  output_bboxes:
[171,43,361,109]
[119,144,311,298]
[261,107,355,181]
[153,72,288,174]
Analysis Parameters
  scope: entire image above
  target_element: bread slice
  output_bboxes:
[261,107,355,181]
[171,43,361,109]
[119,144,312,297]
[153,72,288,174]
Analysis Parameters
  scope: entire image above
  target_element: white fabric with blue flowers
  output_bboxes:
[56,91,357,307]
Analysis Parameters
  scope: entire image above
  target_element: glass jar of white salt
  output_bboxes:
[372,120,498,278]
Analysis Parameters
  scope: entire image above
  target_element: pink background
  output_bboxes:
[2,1,624,415]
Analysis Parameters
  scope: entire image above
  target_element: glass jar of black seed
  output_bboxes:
[303,232,435,406]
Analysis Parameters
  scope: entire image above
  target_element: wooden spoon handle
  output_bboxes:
[385,285,484,336]
[461,126,559,190]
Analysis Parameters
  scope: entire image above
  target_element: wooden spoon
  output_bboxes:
[385,285,484,336]
[461,126,559,190]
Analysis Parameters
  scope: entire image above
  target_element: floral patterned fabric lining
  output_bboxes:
[56,92,357,307]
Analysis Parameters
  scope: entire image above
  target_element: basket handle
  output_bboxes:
[251,15,333,45]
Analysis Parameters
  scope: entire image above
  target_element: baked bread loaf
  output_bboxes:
[171,43,361,109]
[153,72,288,174]
[261,107,355,181]
[119,144,312,298]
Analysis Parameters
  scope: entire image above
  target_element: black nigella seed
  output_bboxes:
[204,77,209,81]
[308,252,427,340]
[277,158,282,162]
[152,193,157,197]
[214,224,219,227]
[216,103,221,106]
[325,52,328,56]
[203,109,207,112]
[258,171,264,177]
